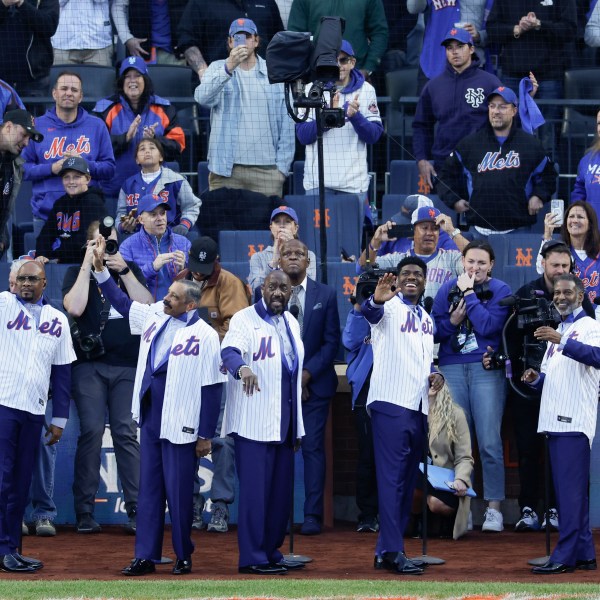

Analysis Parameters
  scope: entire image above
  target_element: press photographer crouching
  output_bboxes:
[483,241,595,534]
[62,219,153,535]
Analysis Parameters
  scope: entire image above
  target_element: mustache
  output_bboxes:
[164,300,172,308]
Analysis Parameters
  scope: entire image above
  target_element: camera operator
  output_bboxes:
[431,239,511,532]
[62,221,152,535]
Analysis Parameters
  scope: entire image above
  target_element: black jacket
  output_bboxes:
[439,123,556,231]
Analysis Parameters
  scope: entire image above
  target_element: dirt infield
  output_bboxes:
[6,522,600,582]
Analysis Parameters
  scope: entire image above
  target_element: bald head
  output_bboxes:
[15,261,46,303]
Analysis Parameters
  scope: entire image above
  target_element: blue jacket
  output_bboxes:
[194,55,295,178]
[413,57,501,170]
[572,150,600,217]
[119,226,191,300]
[342,309,373,407]
[21,107,116,221]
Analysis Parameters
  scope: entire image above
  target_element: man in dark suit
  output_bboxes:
[279,239,340,535]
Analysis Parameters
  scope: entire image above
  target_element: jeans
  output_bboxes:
[439,362,506,501]
[209,387,235,508]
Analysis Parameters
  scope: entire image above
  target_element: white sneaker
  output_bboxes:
[541,508,559,531]
[482,507,504,532]
[515,506,540,532]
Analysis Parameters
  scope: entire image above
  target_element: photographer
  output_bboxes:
[62,221,152,534]
[432,240,511,532]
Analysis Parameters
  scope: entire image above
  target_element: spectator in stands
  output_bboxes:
[438,87,556,237]
[94,57,186,205]
[36,157,105,263]
[0,0,59,96]
[296,40,383,205]
[410,383,473,540]
[0,79,25,116]
[176,236,250,533]
[117,139,200,238]
[487,1,577,151]
[288,0,388,78]
[0,110,43,260]
[359,207,465,303]
[63,221,151,535]
[408,0,489,90]
[538,201,600,304]
[279,239,340,536]
[21,72,116,237]
[379,0,419,72]
[194,18,294,199]
[248,206,316,295]
[119,193,190,300]
[413,27,501,190]
[432,240,511,532]
[51,0,113,66]
[342,292,379,534]
[571,110,600,215]
[178,1,283,80]
[112,0,188,65]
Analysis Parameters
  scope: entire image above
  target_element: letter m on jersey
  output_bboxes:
[7,310,32,330]
[252,336,276,361]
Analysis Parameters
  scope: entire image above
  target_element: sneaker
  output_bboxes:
[192,496,206,531]
[356,516,379,533]
[76,513,102,534]
[481,507,504,532]
[206,505,228,533]
[124,511,136,535]
[300,515,322,535]
[515,506,540,532]
[467,511,473,531]
[35,518,56,537]
[22,521,29,536]
[541,508,559,531]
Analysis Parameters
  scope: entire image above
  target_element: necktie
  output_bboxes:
[273,316,294,368]
[290,286,303,335]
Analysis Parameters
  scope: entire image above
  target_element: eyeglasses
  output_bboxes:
[338,56,354,65]
[16,275,45,283]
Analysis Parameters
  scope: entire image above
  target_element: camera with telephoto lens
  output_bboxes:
[355,266,397,302]
[447,282,493,312]
[319,107,345,128]
[486,350,509,370]
[70,322,105,360]
[99,216,118,256]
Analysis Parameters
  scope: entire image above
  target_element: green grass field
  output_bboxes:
[2,579,600,600]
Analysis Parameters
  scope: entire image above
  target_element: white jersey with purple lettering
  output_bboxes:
[367,295,435,414]
[538,315,600,444]
[128,301,227,444]
[221,305,305,442]
[0,292,76,415]
[375,248,463,302]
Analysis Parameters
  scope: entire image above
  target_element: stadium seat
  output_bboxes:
[49,65,115,102]
[385,68,418,163]
[197,161,209,195]
[324,261,360,336]
[388,160,423,195]
[219,261,251,282]
[218,230,272,264]
[44,263,74,313]
[292,160,305,195]
[11,180,33,258]
[381,194,408,223]
[487,233,540,292]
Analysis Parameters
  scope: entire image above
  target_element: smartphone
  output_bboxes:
[387,224,413,239]
[550,199,564,226]
[234,33,246,47]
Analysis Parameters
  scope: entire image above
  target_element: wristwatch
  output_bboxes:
[450,228,461,239]
[118,266,130,276]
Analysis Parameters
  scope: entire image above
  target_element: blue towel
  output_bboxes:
[518,77,545,135]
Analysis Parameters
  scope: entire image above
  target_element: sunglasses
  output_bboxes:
[16,275,45,283]
[338,56,354,65]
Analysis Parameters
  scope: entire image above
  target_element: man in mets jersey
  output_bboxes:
[523,274,600,574]
[0,260,75,572]
[221,270,305,575]
[361,256,443,575]
[90,235,226,577]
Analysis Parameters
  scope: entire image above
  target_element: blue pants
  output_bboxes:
[0,405,44,554]
[234,436,292,568]
[548,433,595,566]
[371,405,426,556]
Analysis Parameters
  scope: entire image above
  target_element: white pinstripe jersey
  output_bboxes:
[538,316,600,444]
[128,301,227,444]
[367,296,435,414]
[221,306,305,442]
[0,292,76,415]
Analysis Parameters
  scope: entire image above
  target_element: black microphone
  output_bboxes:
[423,296,434,313]
[289,304,300,318]
[499,295,518,307]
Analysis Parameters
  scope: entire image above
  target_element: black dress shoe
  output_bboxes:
[274,558,305,569]
[238,563,288,575]
[532,561,574,575]
[0,554,37,573]
[11,553,43,569]
[375,552,424,575]
[121,558,156,576]
[172,558,192,575]
[576,558,597,570]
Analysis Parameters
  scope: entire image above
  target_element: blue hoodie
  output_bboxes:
[21,107,116,221]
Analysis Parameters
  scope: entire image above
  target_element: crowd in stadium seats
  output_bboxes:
[1,0,600,578]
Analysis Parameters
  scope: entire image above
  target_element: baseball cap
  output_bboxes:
[441,27,473,46]
[487,86,518,106]
[119,56,149,77]
[229,18,258,36]
[404,194,433,213]
[411,206,441,225]
[270,205,298,223]
[188,236,218,275]
[137,194,170,214]
[340,40,355,57]
[541,239,570,258]
[58,156,90,177]
[3,109,43,143]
